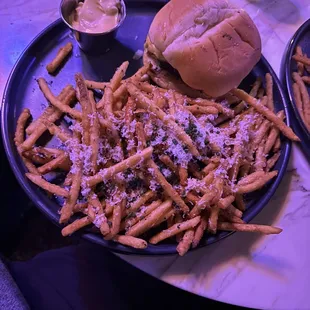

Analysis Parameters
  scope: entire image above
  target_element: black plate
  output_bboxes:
[281,18,310,155]
[1,3,291,255]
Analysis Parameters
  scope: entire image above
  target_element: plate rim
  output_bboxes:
[1,18,291,255]
[283,18,310,141]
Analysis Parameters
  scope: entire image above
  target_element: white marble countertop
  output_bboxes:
[1,0,310,309]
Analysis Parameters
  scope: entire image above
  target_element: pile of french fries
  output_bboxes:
[15,50,299,255]
[292,45,310,130]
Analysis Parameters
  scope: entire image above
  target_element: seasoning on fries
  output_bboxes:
[15,61,296,256]
[46,42,73,74]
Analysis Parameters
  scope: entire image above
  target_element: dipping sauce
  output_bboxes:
[70,0,121,34]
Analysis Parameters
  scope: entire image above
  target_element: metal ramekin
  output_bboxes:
[60,0,126,54]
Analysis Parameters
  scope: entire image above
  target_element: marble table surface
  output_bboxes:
[1,0,310,309]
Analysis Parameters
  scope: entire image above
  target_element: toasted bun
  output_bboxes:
[146,0,261,97]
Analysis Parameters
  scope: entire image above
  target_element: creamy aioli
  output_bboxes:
[70,0,121,34]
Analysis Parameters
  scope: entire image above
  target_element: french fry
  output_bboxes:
[26,85,75,135]
[114,83,128,102]
[125,190,156,215]
[61,216,91,236]
[20,87,76,151]
[265,73,274,111]
[223,184,233,197]
[292,54,310,66]
[89,91,100,173]
[46,42,73,74]
[124,98,136,156]
[159,155,178,174]
[23,148,56,165]
[124,200,162,230]
[214,78,261,125]
[37,78,82,120]
[236,171,278,194]
[168,93,176,115]
[167,212,174,228]
[85,80,108,90]
[97,85,113,112]
[264,111,285,154]
[63,172,73,187]
[234,194,246,212]
[302,76,310,84]
[253,119,271,149]
[112,235,147,249]
[192,213,208,248]
[226,204,243,219]
[127,83,200,157]
[266,152,281,171]
[293,83,306,125]
[174,213,184,242]
[106,192,126,239]
[155,89,168,109]
[130,64,150,81]
[185,192,200,204]
[229,144,242,182]
[202,161,219,175]
[254,140,267,171]
[126,200,172,237]
[134,81,155,94]
[75,74,92,146]
[88,194,110,235]
[189,191,216,218]
[219,211,244,224]
[176,229,195,256]
[218,222,282,234]
[135,121,147,151]
[257,88,265,99]
[273,136,281,152]
[208,206,220,234]
[38,152,70,174]
[202,171,215,186]
[292,72,310,126]
[110,61,129,91]
[104,201,114,218]
[190,98,234,117]
[238,161,251,178]
[26,173,69,197]
[295,46,305,76]
[222,93,241,105]
[148,160,189,213]
[43,121,73,143]
[148,68,208,99]
[72,202,88,214]
[86,147,153,187]
[14,108,39,174]
[238,171,266,186]
[185,105,219,115]
[149,216,201,244]
[231,88,300,141]
[87,204,96,222]
[100,216,110,236]
[218,195,235,209]
[153,209,175,227]
[179,166,188,187]
[60,153,82,223]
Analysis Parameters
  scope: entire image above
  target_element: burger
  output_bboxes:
[143,0,262,98]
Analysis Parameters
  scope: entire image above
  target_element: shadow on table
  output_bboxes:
[246,0,300,25]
